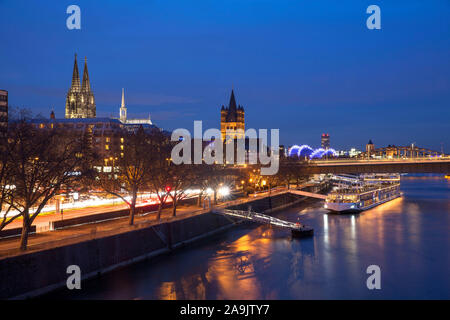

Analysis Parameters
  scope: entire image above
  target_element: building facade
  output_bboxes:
[118,88,152,127]
[220,89,245,141]
[321,133,330,149]
[30,58,158,168]
[366,139,375,157]
[0,89,7,131]
[65,54,96,119]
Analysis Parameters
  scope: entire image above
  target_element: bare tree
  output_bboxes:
[261,172,280,196]
[5,119,94,250]
[279,158,307,189]
[96,127,151,225]
[145,129,173,220]
[198,164,236,205]
[166,164,195,217]
[0,131,17,231]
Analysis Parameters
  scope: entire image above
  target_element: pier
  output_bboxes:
[213,209,314,237]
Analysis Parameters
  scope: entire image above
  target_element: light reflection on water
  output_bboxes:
[48,176,450,299]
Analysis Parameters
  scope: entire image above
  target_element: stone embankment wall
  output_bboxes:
[0,193,304,299]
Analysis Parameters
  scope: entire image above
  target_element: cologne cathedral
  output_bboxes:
[65,54,96,118]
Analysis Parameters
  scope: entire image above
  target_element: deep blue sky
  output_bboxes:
[0,0,449,152]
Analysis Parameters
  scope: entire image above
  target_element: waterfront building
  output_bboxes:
[321,133,330,150]
[349,148,361,158]
[0,89,7,131]
[366,139,375,157]
[65,54,96,119]
[336,150,348,157]
[220,89,245,141]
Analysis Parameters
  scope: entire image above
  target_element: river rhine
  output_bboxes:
[46,175,450,299]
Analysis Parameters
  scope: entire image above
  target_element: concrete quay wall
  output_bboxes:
[0,193,304,299]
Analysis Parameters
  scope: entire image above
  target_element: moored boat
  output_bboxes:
[324,174,401,213]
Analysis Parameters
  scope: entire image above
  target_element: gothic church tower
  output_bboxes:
[65,54,96,118]
[220,89,245,141]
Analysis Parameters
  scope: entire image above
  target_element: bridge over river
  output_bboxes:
[294,157,450,175]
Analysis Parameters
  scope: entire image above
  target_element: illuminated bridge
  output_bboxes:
[360,145,443,158]
[288,144,337,159]
[293,157,450,175]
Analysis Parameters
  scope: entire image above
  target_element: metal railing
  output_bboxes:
[215,208,309,231]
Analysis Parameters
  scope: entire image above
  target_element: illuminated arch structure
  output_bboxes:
[288,145,337,159]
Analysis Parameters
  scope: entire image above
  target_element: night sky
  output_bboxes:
[0,0,449,152]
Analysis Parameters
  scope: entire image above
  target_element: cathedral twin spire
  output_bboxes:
[71,54,80,91]
[65,53,96,118]
[81,56,91,93]
[70,54,91,93]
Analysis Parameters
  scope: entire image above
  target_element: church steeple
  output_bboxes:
[81,56,91,92]
[226,89,238,122]
[120,88,127,122]
[220,88,245,140]
[229,89,237,112]
[71,53,80,91]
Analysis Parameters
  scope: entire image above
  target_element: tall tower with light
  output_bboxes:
[120,88,127,122]
[321,133,330,149]
[220,89,245,141]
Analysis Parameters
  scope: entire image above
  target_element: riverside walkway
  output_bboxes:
[0,187,293,259]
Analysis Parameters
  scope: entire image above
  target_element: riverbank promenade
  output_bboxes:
[0,188,289,259]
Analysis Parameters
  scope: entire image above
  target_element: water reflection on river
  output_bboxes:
[49,175,450,299]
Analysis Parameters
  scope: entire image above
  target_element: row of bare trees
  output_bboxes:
[0,119,237,250]
[96,127,195,225]
[0,118,95,250]
[97,127,240,225]
[0,113,307,251]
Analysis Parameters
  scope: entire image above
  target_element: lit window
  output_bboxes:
[105,144,109,150]
[105,137,110,143]
[120,145,124,150]
[120,138,124,143]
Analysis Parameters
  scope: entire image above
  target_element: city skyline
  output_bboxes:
[0,0,449,152]
[1,0,449,303]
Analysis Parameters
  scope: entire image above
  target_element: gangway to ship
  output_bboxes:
[213,209,313,237]
[288,189,327,200]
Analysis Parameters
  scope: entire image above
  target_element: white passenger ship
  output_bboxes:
[324,174,401,213]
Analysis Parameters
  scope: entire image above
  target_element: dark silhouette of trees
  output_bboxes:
[0,131,16,230]
[2,118,94,250]
[145,129,173,220]
[96,127,152,225]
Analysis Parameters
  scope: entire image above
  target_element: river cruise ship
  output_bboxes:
[324,174,401,213]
